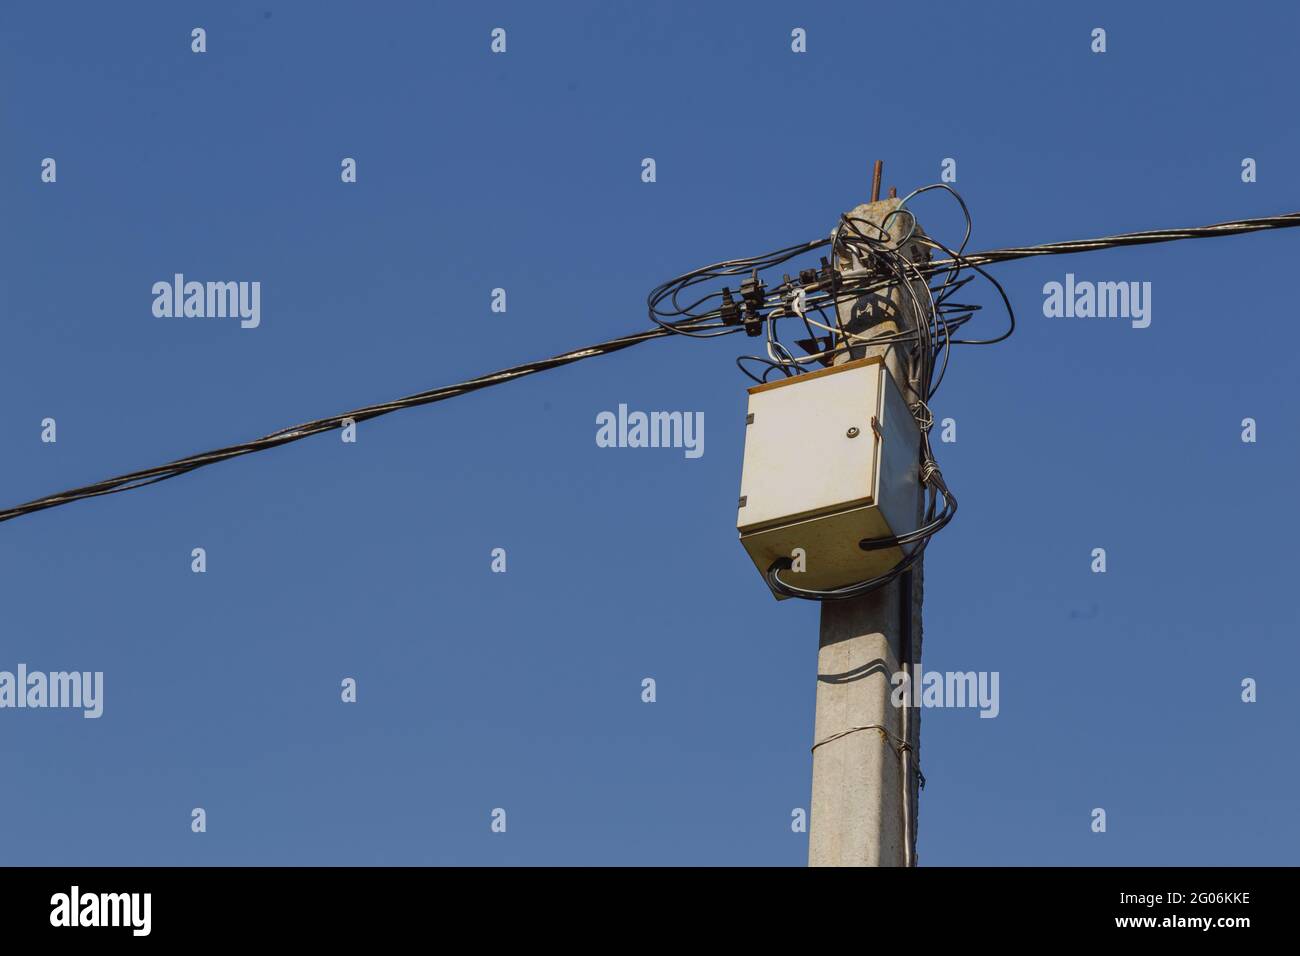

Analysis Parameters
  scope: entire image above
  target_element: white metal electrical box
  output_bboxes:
[736,356,921,599]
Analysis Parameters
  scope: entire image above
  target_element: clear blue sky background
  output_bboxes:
[1,1,1296,866]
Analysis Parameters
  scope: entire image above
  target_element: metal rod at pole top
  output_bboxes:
[871,160,883,203]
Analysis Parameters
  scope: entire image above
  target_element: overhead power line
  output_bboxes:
[930,211,1300,270]
[0,326,685,523]
[2,208,1298,526]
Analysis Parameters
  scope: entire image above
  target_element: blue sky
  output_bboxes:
[1,1,1296,865]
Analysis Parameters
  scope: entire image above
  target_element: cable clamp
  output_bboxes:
[740,270,766,337]
[787,284,806,317]
[908,399,934,433]
[719,286,741,326]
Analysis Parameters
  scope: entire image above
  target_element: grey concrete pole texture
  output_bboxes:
[808,188,929,867]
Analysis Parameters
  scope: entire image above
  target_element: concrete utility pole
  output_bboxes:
[808,164,928,867]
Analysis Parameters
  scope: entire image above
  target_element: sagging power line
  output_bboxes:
[2,206,1298,526]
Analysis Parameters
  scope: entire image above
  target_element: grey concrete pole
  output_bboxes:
[808,195,927,867]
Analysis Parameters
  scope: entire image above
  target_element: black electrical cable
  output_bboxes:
[736,186,976,599]
[0,323,712,524]
[660,193,1300,599]
[3,208,1298,527]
